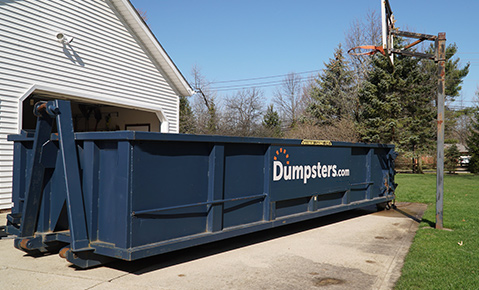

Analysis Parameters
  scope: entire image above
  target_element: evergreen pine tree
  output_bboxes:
[422,43,470,140]
[179,96,195,134]
[358,40,469,173]
[358,39,436,173]
[263,104,282,137]
[445,144,460,174]
[422,44,470,102]
[358,44,435,142]
[308,44,355,123]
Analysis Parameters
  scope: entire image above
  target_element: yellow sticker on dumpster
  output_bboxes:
[301,139,332,146]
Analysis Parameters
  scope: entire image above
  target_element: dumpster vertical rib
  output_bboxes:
[117,140,132,249]
[82,140,100,242]
[263,146,272,221]
[366,148,372,200]
[207,144,225,232]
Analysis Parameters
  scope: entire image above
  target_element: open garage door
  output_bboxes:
[22,94,163,133]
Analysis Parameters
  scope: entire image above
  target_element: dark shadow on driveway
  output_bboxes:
[99,206,378,275]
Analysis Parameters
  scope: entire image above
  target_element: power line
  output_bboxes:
[211,77,478,91]
[212,81,286,91]
[210,75,319,91]
[209,69,321,85]
[212,79,316,92]
[204,59,478,92]
[214,82,289,92]
[205,50,477,89]
[211,76,314,90]
[209,76,478,92]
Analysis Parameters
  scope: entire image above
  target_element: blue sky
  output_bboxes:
[130,0,478,108]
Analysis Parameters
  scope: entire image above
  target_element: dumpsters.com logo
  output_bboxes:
[273,148,350,184]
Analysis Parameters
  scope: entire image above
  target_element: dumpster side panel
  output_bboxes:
[7,140,33,235]
[371,147,393,196]
[96,141,130,248]
[275,196,311,218]
[222,143,266,228]
[349,147,369,184]
[270,145,351,217]
[130,141,211,247]
[349,147,370,202]
[10,140,33,217]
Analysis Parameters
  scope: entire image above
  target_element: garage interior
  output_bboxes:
[22,94,162,133]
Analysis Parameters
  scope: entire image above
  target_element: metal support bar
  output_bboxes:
[404,38,426,50]
[391,49,434,60]
[132,194,267,216]
[435,32,446,230]
[19,108,53,238]
[54,100,90,250]
[349,181,374,190]
[392,30,437,41]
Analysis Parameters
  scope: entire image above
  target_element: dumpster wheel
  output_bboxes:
[17,238,67,256]
[376,201,392,211]
[17,238,42,256]
[59,246,70,259]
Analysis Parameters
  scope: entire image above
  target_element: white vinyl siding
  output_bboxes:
[0,0,184,209]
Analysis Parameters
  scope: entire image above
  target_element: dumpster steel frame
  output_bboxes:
[7,100,397,268]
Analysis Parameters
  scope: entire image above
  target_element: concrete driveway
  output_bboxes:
[0,202,426,290]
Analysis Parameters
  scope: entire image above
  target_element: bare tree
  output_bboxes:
[136,9,148,21]
[222,88,264,136]
[190,65,219,134]
[455,111,474,144]
[285,118,359,143]
[344,10,382,83]
[448,94,478,145]
[273,72,307,127]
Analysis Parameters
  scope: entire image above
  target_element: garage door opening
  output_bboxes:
[22,94,162,132]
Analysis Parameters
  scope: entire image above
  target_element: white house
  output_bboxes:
[0,0,194,209]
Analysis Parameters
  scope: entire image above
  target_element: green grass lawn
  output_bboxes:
[394,174,479,290]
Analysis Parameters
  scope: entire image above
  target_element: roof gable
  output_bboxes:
[110,0,193,97]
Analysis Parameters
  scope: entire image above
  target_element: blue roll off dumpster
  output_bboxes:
[6,100,397,268]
